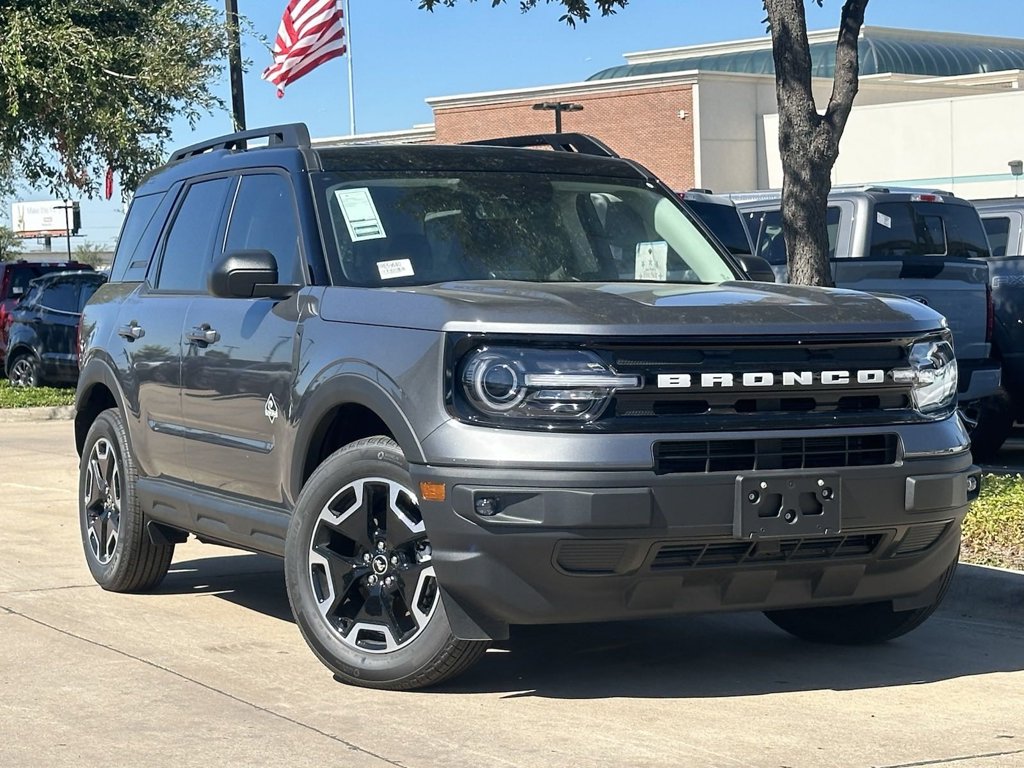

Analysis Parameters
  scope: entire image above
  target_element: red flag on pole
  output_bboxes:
[262,0,347,98]
[104,167,114,200]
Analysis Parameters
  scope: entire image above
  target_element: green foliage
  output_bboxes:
[416,0,628,26]
[0,379,75,408]
[963,474,1024,571]
[73,240,108,267]
[0,0,229,199]
[0,225,22,261]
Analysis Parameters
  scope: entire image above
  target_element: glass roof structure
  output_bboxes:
[587,32,1024,81]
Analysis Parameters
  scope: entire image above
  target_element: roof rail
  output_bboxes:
[169,123,311,162]
[464,133,619,158]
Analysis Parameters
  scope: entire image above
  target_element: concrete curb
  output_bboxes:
[0,405,75,423]
[946,562,1023,622]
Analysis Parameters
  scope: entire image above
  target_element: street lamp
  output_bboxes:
[532,101,583,134]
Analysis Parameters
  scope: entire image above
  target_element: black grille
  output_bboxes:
[601,337,926,431]
[555,542,629,574]
[652,534,884,571]
[654,434,899,474]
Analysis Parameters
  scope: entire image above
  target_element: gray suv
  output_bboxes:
[75,125,979,690]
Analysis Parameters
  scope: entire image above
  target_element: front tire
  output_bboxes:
[764,555,958,645]
[79,408,174,591]
[284,436,489,690]
[966,390,1014,462]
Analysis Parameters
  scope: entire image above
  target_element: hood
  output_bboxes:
[317,280,946,338]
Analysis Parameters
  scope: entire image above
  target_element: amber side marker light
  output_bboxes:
[419,482,446,502]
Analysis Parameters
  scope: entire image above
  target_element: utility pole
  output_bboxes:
[56,200,74,260]
[225,0,247,131]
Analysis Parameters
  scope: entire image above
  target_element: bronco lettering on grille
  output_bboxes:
[657,370,887,389]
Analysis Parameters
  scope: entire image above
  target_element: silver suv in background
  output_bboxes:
[734,186,1002,458]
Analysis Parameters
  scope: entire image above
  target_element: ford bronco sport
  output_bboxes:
[75,125,980,690]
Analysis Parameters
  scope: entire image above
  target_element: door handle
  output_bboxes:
[117,322,145,341]
[187,325,220,345]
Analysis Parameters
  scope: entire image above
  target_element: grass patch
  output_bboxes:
[0,380,76,409]
[963,473,1024,571]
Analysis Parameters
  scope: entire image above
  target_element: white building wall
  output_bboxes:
[762,88,1024,199]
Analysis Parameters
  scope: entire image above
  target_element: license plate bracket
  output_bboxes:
[734,472,841,540]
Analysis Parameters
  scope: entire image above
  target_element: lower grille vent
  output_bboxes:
[654,434,898,474]
[895,521,951,555]
[652,534,884,571]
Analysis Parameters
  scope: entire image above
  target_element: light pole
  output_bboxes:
[225,0,246,131]
[532,101,583,134]
[56,200,74,260]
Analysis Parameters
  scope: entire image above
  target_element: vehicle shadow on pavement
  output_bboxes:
[153,554,1024,699]
[156,553,293,623]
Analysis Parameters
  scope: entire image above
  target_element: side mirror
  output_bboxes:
[733,254,777,283]
[209,249,298,299]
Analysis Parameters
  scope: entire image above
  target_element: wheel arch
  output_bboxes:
[292,374,426,502]
[4,343,38,375]
[75,359,128,457]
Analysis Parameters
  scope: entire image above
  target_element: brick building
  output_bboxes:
[317,27,1024,198]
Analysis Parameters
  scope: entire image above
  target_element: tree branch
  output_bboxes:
[824,0,868,134]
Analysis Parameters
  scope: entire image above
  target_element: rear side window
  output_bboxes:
[755,207,841,265]
[79,280,104,311]
[870,202,989,259]
[39,281,80,313]
[156,178,232,292]
[983,216,1011,258]
[109,194,163,283]
[684,200,752,255]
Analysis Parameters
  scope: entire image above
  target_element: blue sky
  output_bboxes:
[10,0,1024,249]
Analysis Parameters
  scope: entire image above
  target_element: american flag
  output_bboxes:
[262,0,347,97]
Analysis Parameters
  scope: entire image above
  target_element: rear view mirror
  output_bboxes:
[734,254,777,283]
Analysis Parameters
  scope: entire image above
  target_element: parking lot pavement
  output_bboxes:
[1,420,1023,768]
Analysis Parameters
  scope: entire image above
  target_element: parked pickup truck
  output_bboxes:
[973,198,1024,454]
[734,187,1003,459]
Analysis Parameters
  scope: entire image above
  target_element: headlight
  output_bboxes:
[893,338,958,416]
[458,347,641,423]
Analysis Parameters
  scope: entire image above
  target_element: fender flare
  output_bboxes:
[290,372,426,500]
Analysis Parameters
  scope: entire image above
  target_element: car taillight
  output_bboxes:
[910,193,944,203]
[986,282,994,344]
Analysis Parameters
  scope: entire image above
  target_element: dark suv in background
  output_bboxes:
[75,125,977,690]
[0,260,93,367]
[6,270,107,387]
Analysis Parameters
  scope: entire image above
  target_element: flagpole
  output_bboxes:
[344,0,356,135]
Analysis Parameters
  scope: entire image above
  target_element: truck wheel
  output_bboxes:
[285,436,489,690]
[965,391,1014,462]
[764,556,957,645]
[79,408,174,591]
[8,353,41,388]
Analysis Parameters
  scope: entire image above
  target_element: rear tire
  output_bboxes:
[284,436,489,690]
[764,555,958,645]
[79,408,174,592]
[8,352,41,388]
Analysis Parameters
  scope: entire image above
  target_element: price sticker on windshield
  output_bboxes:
[635,241,668,281]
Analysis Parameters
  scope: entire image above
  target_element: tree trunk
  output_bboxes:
[764,0,868,287]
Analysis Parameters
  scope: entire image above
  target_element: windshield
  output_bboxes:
[869,201,990,259]
[314,172,737,286]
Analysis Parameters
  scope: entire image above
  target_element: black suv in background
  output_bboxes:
[6,270,107,387]
[75,125,978,690]
[0,260,93,366]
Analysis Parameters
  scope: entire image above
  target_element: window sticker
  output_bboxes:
[377,258,415,280]
[876,212,892,229]
[335,188,387,242]
[635,241,668,281]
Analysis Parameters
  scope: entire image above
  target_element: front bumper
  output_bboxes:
[410,451,979,641]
